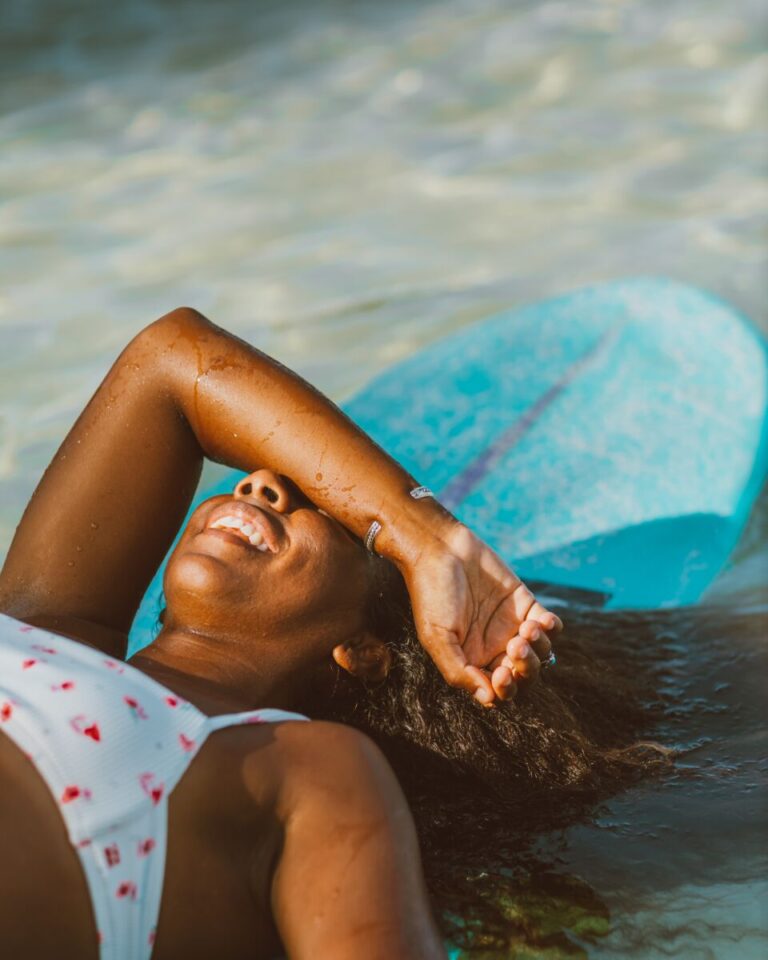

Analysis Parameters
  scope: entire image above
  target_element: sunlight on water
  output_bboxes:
[1,1,766,956]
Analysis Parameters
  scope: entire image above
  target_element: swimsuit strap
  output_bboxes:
[205,707,309,733]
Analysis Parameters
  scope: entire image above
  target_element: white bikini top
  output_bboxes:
[0,611,307,845]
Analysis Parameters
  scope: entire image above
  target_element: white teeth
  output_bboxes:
[210,515,270,552]
[212,517,244,530]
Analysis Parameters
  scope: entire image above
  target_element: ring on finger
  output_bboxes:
[540,651,557,670]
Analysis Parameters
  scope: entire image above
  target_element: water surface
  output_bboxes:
[1,1,766,956]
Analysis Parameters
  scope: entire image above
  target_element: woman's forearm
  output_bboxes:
[150,311,561,702]
[1,305,442,631]
[152,307,453,569]
[2,304,558,691]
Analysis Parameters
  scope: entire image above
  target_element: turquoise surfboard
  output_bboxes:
[128,278,767,653]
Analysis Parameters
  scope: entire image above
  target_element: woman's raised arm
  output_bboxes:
[0,307,559,693]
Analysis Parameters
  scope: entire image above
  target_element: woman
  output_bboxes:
[0,307,564,959]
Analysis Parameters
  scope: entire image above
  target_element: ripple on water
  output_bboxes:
[1,1,767,957]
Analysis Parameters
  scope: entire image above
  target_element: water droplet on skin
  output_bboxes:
[90,522,99,530]
[67,561,75,567]
[316,473,323,482]
[76,545,83,552]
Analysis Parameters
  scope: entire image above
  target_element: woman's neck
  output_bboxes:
[129,625,314,716]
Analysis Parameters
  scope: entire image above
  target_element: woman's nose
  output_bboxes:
[234,469,295,512]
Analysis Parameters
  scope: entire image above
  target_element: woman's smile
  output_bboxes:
[200,526,270,552]
[202,501,283,553]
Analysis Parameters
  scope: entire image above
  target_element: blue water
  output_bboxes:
[1,1,766,956]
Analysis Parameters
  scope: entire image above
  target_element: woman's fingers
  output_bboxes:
[531,623,553,660]
[528,602,563,635]
[513,620,552,660]
[491,664,517,701]
[476,624,552,704]
[480,620,556,703]
[465,664,497,706]
[512,581,562,634]
[432,638,497,705]
[462,619,553,703]
[509,642,541,682]
[502,619,558,683]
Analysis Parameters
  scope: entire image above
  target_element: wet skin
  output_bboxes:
[0,695,439,960]
[0,307,558,958]
[0,471,447,960]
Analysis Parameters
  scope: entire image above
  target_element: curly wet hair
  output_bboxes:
[309,559,674,952]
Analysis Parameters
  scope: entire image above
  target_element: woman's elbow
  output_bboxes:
[142,305,213,341]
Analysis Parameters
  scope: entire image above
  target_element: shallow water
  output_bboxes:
[527,599,768,960]
[1,0,767,956]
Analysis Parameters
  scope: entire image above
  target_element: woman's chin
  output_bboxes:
[164,552,248,620]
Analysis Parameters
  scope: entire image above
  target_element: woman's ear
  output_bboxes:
[332,634,392,683]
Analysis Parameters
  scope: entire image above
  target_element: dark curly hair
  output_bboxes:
[308,558,674,953]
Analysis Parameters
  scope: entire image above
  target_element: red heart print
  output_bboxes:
[70,715,102,742]
[139,773,165,806]
[83,723,101,742]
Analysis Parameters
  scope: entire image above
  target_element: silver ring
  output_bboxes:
[540,651,557,670]
[364,520,382,553]
[409,486,435,500]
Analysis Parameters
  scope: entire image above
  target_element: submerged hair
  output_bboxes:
[309,559,674,951]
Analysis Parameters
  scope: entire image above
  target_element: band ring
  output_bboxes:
[540,651,557,670]
[364,487,436,554]
[364,520,382,553]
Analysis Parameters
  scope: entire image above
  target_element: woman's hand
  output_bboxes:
[403,522,562,705]
[2,304,561,675]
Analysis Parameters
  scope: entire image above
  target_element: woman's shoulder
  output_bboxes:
[212,718,388,816]
[243,718,383,778]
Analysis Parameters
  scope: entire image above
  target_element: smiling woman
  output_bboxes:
[139,467,388,707]
[0,306,567,960]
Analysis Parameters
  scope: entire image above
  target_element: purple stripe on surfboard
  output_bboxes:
[439,328,620,511]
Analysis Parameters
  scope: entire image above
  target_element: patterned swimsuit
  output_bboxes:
[0,612,307,959]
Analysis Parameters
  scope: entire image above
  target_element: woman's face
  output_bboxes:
[162,470,375,662]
